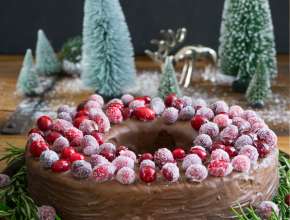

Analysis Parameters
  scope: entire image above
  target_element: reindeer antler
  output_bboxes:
[145,28,187,65]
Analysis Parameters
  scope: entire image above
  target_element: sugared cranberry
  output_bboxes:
[164,94,177,107]
[172,99,184,110]
[51,160,70,172]
[134,96,151,104]
[134,107,156,121]
[172,148,186,160]
[29,140,49,157]
[92,163,116,183]
[208,160,233,177]
[28,128,44,137]
[106,107,123,124]
[211,149,230,162]
[73,116,88,128]
[116,145,129,155]
[140,159,156,169]
[162,107,179,124]
[116,167,136,185]
[196,107,214,120]
[211,141,226,152]
[199,122,219,138]
[61,147,76,159]
[191,115,207,130]
[37,115,53,132]
[182,154,202,170]
[45,131,61,145]
[69,152,85,163]
[255,142,270,158]
[224,146,237,158]
[65,127,83,142]
[194,134,212,149]
[139,166,156,183]
[189,146,207,161]
[231,155,251,173]
[106,101,124,110]
[91,131,104,145]
[100,150,115,162]
[256,201,279,219]
[161,163,180,182]
[112,155,134,171]
[74,110,89,118]
[154,148,174,168]
[139,153,153,162]
[185,164,208,183]
[121,94,134,106]
[121,107,133,120]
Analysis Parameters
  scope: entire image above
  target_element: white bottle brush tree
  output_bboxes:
[158,57,182,99]
[16,49,39,96]
[246,57,271,108]
[218,0,277,92]
[81,0,136,99]
[35,29,61,76]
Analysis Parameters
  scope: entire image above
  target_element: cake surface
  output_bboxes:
[25,94,279,220]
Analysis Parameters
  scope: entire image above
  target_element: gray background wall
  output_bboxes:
[0,0,288,55]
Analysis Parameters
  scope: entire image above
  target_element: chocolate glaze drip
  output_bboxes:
[26,118,279,220]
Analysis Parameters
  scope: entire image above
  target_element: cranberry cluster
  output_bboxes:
[27,93,277,185]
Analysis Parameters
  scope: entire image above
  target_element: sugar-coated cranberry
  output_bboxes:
[172,98,185,110]
[208,160,233,177]
[74,110,89,118]
[191,115,207,130]
[199,122,219,138]
[211,100,229,114]
[27,133,45,146]
[164,94,177,107]
[211,141,226,152]
[189,146,207,161]
[192,98,207,110]
[88,94,104,106]
[119,149,137,162]
[231,155,251,173]
[256,128,277,149]
[51,119,73,134]
[39,150,59,168]
[185,164,208,183]
[179,106,195,121]
[219,125,238,144]
[213,114,231,128]
[79,119,98,135]
[91,112,111,133]
[37,205,56,220]
[172,148,186,160]
[242,110,257,120]
[116,145,129,155]
[28,128,44,137]
[73,116,88,128]
[196,107,214,120]
[37,115,53,132]
[134,96,151,104]
[134,107,156,121]
[84,100,102,111]
[162,107,179,124]
[53,136,70,153]
[106,98,124,110]
[112,155,135,171]
[211,149,230,162]
[194,134,212,149]
[239,145,259,163]
[45,131,61,145]
[139,166,156,183]
[57,112,72,123]
[69,152,85,163]
[150,98,165,115]
[70,136,83,149]
[224,146,237,158]
[234,135,253,150]
[106,107,123,124]
[181,96,193,107]
[121,94,134,106]
[65,127,83,142]
[154,148,174,168]
[161,162,180,183]
[82,135,99,148]
[116,167,136,185]
[0,174,10,188]
[71,160,92,179]
[92,163,116,183]
[232,117,251,134]
[139,153,153,162]
[83,145,98,156]
[61,147,76,159]
[229,105,243,118]
[100,150,116,162]
[140,159,156,169]
[182,154,202,170]
[256,201,279,219]
[91,131,104,145]
[129,100,145,109]
[90,154,109,168]
[255,142,270,158]
[121,107,133,120]
[30,140,49,157]
[51,160,70,172]
[99,143,116,154]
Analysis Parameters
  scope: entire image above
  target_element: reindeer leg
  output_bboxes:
[179,62,188,85]
[184,60,193,88]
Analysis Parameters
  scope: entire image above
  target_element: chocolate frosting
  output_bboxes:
[26,118,279,220]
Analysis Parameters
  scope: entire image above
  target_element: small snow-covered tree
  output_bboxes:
[81,0,136,99]
[246,57,271,108]
[218,0,277,92]
[16,49,39,96]
[35,29,61,75]
[158,57,182,99]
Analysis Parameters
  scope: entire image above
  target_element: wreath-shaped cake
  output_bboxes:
[25,93,279,220]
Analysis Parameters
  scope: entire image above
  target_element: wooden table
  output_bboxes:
[0,55,289,169]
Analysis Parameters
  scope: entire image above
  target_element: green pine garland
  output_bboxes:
[59,36,82,63]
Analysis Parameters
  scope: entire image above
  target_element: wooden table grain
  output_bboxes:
[0,55,289,170]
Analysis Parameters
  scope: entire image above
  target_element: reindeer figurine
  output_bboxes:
[145,28,217,88]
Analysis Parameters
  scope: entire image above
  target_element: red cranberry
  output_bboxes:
[135,96,151,104]
[191,115,207,130]
[255,142,270,158]
[172,99,184,110]
[74,110,89,118]
[73,116,88,128]
[139,166,156,183]
[172,148,186,160]
[121,107,134,120]
[69,152,85,163]
[100,150,115,162]
[139,153,153,162]
[285,194,290,206]
[165,94,177,107]
[211,141,226,152]
[107,102,124,110]
[134,107,156,121]
[91,131,104,145]
[45,131,61,145]
[51,160,70,172]
[29,140,48,157]
[76,101,86,111]
[224,146,237,158]
[28,128,44,137]
[37,115,53,132]
[190,146,207,161]
[61,147,76,159]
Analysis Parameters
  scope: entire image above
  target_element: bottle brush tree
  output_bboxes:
[35,29,61,76]
[16,49,39,96]
[218,0,277,92]
[81,0,136,99]
[246,57,271,108]
[158,57,182,99]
